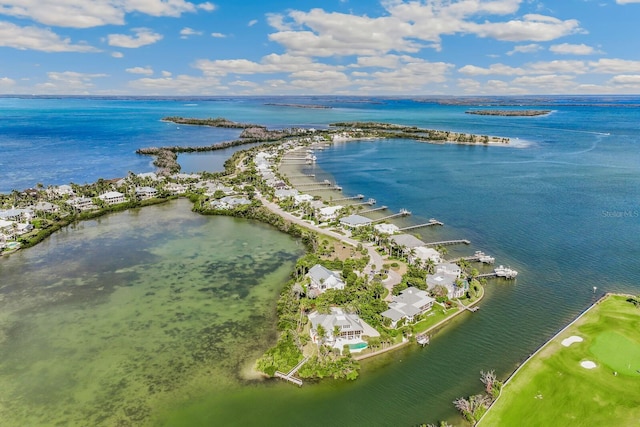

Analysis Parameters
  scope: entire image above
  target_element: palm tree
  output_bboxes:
[425,258,436,275]
[316,325,327,346]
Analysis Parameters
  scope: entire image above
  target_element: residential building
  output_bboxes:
[307,264,345,294]
[0,208,33,222]
[66,197,96,211]
[318,205,343,221]
[374,223,400,235]
[99,191,126,205]
[426,263,466,299]
[382,287,436,328]
[308,308,380,350]
[339,214,372,228]
[411,246,442,265]
[135,186,158,200]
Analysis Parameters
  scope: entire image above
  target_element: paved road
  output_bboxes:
[258,195,401,296]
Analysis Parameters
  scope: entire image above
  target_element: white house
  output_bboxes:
[293,194,314,205]
[339,214,372,229]
[164,182,187,195]
[99,191,126,205]
[66,197,96,211]
[0,208,33,222]
[307,264,345,294]
[411,246,442,265]
[274,188,298,200]
[426,263,466,299]
[135,186,158,200]
[374,223,400,235]
[382,287,436,328]
[308,308,380,351]
[318,205,343,221]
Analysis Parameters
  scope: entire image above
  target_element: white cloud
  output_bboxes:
[198,2,216,12]
[465,14,583,42]
[180,27,202,38]
[128,75,223,95]
[107,28,163,48]
[126,66,153,75]
[0,0,212,28]
[0,76,16,87]
[458,63,525,76]
[194,53,338,77]
[550,43,598,55]
[507,43,542,55]
[0,21,98,52]
[211,32,226,38]
[161,70,172,77]
[36,71,108,94]
[616,0,640,4]
[248,19,258,27]
[608,74,640,85]
[589,59,640,74]
[111,51,124,58]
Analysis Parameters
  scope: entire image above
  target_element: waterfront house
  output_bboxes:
[382,287,435,328]
[0,219,14,238]
[51,184,74,197]
[135,186,158,200]
[389,233,426,249]
[339,214,372,229]
[66,197,96,211]
[426,263,466,299]
[210,196,252,209]
[99,191,126,205]
[0,208,33,222]
[274,188,299,200]
[411,246,442,265]
[318,205,343,221]
[307,264,345,294]
[374,223,400,235]
[14,222,33,235]
[293,194,314,205]
[28,201,59,215]
[137,172,158,181]
[164,182,187,195]
[308,308,380,350]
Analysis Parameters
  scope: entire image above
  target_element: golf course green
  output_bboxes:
[480,294,640,427]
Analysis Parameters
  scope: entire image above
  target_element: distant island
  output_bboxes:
[466,110,551,117]
[265,103,332,109]
[162,116,265,129]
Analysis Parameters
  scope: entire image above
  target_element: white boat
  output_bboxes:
[475,251,495,264]
[494,265,518,279]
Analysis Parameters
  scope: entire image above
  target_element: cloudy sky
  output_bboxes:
[1,0,640,95]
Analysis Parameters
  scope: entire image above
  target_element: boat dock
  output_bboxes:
[274,356,309,387]
[295,181,332,187]
[457,300,480,313]
[449,251,495,265]
[477,265,518,279]
[305,186,343,191]
[416,333,430,346]
[332,194,365,202]
[424,239,471,247]
[399,219,443,231]
[350,198,376,206]
[286,174,315,178]
[360,205,388,214]
[372,209,411,223]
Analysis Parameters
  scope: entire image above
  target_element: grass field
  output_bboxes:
[480,294,640,427]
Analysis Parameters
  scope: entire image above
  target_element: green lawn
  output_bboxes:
[480,295,640,427]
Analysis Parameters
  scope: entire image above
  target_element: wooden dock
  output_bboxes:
[372,209,411,223]
[399,219,443,231]
[449,251,495,265]
[457,300,480,313]
[360,205,387,214]
[351,198,376,206]
[286,174,315,178]
[274,356,309,387]
[294,181,332,187]
[333,194,364,202]
[416,333,430,346]
[305,186,343,191]
[424,239,471,247]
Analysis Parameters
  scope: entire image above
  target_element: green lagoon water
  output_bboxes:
[0,200,303,426]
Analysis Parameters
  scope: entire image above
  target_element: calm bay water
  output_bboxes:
[1,96,639,426]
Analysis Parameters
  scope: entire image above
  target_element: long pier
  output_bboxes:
[351,198,376,206]
[360,205,387,214]
[287,174,315,178]
[399,219,443,231]
[274,356,309,387]
[449,251,495,265]
[294,181,332,187]
[477,272,498,279]
[332,194,364,202]
[372,209,411,223]
[424,239,471,247]
[305,186,343,191]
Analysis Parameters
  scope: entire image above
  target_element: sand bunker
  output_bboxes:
[562,336,584,347]
[580,361,597,369]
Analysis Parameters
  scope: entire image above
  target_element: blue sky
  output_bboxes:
[1,0,640,95]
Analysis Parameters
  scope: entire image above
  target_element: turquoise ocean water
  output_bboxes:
[1,96,639,425]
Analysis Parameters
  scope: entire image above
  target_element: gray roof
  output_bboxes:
[308,264,338,284]
[340,214,372,227]
[389,233,426,248]
[426,272,458,289]
[382,287,435,323]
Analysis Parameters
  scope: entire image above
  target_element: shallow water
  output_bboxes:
[0,200,303,426]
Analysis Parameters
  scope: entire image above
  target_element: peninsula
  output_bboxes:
[465,110,551,117]
[0,117,518,386]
